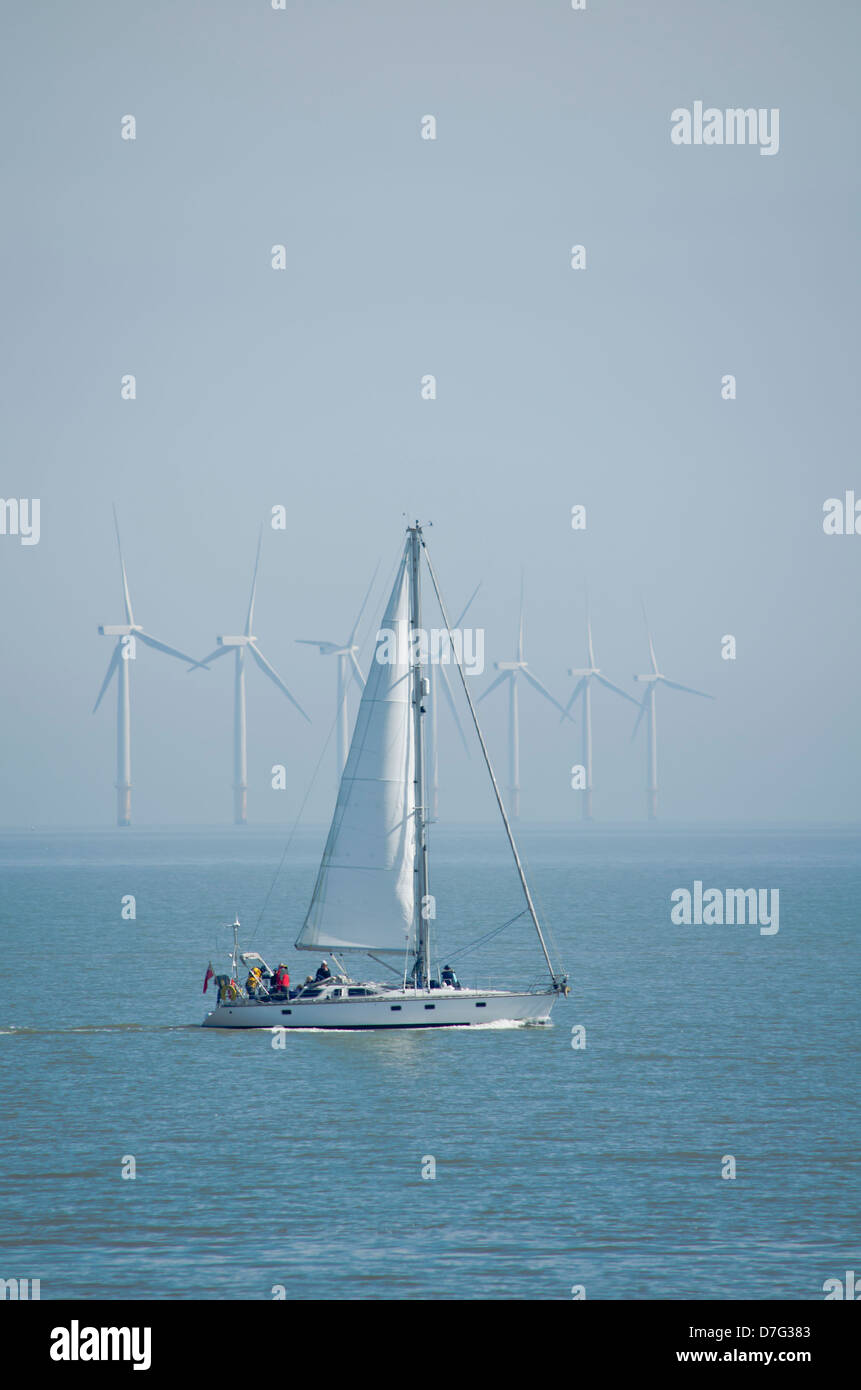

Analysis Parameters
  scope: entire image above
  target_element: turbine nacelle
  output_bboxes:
[99,624,140,637]
[217,635,254,647]
[495,660,526,672]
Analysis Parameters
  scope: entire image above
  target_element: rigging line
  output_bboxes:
[422,540,564,987]
[248,710,338,944]
[470,735,564,969]
[368,953,403,979]
[438,908,528,965]
[511,834,565,964]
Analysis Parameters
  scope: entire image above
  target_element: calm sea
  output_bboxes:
[0,825,858,1301]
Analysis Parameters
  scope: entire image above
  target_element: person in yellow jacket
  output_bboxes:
[245,966,262,999]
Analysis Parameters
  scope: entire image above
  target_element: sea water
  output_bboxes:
[0,825,857,1300]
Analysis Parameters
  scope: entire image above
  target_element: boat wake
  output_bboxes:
[0,1024,198,1037]
[470,1017,553,1029]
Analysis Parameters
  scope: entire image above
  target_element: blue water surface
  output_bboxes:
[0,825,858,1300]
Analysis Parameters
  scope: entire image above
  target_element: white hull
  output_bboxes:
[202,987,556,1030]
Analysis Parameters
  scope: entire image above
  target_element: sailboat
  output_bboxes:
[202,522,568,1030]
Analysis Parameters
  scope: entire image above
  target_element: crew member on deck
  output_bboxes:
[245,966,262,999]
[315,960,332,982]
[441,964,460,989]
[273,963,290,998]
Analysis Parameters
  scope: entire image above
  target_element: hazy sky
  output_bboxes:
[1,0,858,827]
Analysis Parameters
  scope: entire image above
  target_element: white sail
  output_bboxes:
[296,547,416,954]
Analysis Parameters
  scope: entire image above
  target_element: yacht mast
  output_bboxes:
[408,522,431,986]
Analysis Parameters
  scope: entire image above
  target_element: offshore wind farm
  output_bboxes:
[89,516,717,828]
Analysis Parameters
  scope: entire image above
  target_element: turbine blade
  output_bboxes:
[296,639,339,653]
[586,600,595,670]
[642,600,658,674]
[136,631,202,665]
[248,643,311,721]
[93,643,121,713]
[560,676,586,723]
[475,669,510,705]
[454,581,482,629]
[349,563,380,646]
[437,662,470,755]
[631,690,650,741]
[522,668,573,720]
[245,528,264,636]
[112,505,134,627]
[594,673,640,706]
[663,678,714,700]
[348,650,366,689]
[191,645,232,671]
[517,572,525,662]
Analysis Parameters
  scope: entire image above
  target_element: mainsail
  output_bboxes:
[296,547,417,954]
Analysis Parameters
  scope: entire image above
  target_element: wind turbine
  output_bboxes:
[196,534,310,825]
[426,582,479,820]
[94,509,202,827]
[477,577,573,819]
[562,603,640,820]
[295,567,379,783]
[632,605,714,820]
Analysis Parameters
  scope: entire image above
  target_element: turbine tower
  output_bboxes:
[295,567,379,783]
[197,534,310,824]
[562,604,639,820]
[426,583,479,820]
[94,509,202,827]
[632,605,714,820]
[477,577,572,819]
